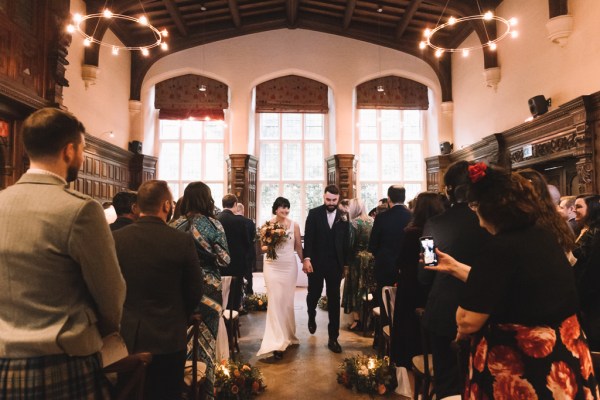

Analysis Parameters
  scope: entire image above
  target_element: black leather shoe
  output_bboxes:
[308,314,316,334]
[273,351,283,360]
[328,339,342,353]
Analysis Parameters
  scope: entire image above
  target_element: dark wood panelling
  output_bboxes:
[326,154,357,199]
[226,154,258,221]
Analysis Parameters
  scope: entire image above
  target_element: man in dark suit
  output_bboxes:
[368,185,412,311]
[303,184,349,353]
[109,191,138,231]
[418,161,491,399]
[217,194,254,310]
[113,180,203,400]
[235,203,257,296]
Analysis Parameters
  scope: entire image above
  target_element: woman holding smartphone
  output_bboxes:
[428,163,598,399]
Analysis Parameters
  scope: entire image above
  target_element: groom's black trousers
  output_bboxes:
[306,266,342,340]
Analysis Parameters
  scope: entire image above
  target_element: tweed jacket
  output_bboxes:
[0,173,126,357]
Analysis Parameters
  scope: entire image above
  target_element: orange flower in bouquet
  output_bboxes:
[258,221,289,260]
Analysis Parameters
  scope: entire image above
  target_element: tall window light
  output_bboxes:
[355,76,429,211]
[358,109,424,210]
[158,119,225,201]
[257,113,325,229]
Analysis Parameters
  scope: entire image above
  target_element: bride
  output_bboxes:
[257,197,303,360]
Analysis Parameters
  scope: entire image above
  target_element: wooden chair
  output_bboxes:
[223,276,241,354]
[185,313,206,400]
[591,351,600,377]
[103,352,152,400]
[412,307,435,400]
[361,291,374,337]
[380,286,397,358]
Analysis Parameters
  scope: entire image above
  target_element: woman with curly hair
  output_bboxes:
[428,163,598,399]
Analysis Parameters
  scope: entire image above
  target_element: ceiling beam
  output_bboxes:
[228,0,242,28]
[162,0,188,37]
[395,0,423,41]
[343,0,356,30]
[286,0,299,26]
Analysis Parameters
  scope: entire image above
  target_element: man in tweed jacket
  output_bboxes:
[0,108,126,398]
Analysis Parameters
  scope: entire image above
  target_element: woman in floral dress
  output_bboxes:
[342,198,374,331]
[429,163,598,399]
[172,181,230,400]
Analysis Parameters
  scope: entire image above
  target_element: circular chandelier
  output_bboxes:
[66,9,168,56]
[419,11,518,58]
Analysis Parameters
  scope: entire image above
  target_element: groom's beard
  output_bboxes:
[325,204,337,212]
[66,164,79,183]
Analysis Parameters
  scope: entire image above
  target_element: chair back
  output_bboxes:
[103,352,152,400]
[382,286,397,326]
[591,351,600,377]
[186,313,203,400]
[415,307,432,378]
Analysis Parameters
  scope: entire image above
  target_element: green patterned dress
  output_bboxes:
[342,217,375,314]
[173,215,230,400]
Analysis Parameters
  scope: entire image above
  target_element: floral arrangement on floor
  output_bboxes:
[244,293,268,311]
[318,295,328,311]
[214,359,266,399]
[258,221,289,260]
[337,355,397,395]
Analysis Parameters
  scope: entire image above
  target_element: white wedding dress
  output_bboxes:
[257,220,299,356]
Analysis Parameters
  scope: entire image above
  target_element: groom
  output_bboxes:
[303,184,349,353]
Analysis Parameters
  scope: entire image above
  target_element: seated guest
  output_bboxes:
[110,191,139,231]
[113,180,203,400]
[0,107,125,398]
[429,163,597,398]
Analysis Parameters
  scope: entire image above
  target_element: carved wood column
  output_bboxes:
[129,154,158,191]
[326,154,357,199]
[425,155,452,193]
[226,154,258,221]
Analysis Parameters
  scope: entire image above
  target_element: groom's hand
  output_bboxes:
[303,259,313,274]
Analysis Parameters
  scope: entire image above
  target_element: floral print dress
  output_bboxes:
[342,217,375,314]
[173,215,230,400]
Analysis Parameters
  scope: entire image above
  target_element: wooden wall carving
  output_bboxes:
[226,154,258,221]
[326,154,357,199]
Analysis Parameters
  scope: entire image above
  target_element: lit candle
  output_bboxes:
[368,358,375,370]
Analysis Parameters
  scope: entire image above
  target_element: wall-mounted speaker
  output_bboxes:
[440,141,453,155]
[528,95,551,117]
[128,140,142,154]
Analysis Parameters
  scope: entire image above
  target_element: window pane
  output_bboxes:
[260,113,279,139]
[306,183,324,214]
[181,120,202,139]
[204,143,224,180]
[207,183,224,210]
[181,143,201,180]
[204,121,224,140]
[282,114,302,139]
[282,143,301,180]
[305,114,324,139]
[381,110,401,140]
[381,143,401,180]
[359,143,378,180]
[160,121,180,140]
[283,183,302,223]
[404,183,422,204]
[158,143,179,180]
[259,183,280,224]
[403,143,422,180]
[403,110,422,140]
[360,183,378,213]
[358,109,377,140]
[167,182,180,200]
[259,143,280,180]
[304,143,323,180]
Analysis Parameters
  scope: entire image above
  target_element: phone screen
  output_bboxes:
[420,236,438,266]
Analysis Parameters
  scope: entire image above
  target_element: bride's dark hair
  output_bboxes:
[272,197,291,214]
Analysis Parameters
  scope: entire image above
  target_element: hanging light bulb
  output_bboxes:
[483,11,493,20]
[83,38,91,47]
[377,85,384,92]
[509,17,518,26]
[448,16,457,25]
[141,48,149,56]
[199,85,207,92]
[489,41,497,51]
[66,24,75,33]
[161,42,168,50]
[73,13,82,23]
[139,15,148,25]
[103,9,113,18]
[161,29,168,37]
[435,49,444,58]
[462,49,469,57]
[419,41,426,49]
[112,46,119,55]
[511,30,519,38]
[424,28,431,38]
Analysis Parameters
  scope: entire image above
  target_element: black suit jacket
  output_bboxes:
[113,216,203,354]
[368,204,412,284]
[217,210,253,276]
[303,205,349,274]
[418,203,491,336]
[110,216,134,231]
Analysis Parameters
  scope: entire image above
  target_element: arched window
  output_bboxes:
[356,76,428,210]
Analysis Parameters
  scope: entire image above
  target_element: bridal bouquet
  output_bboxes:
[258,221,289,260]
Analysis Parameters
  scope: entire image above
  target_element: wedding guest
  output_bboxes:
[113,180,203,400]
[171,181,230,400]
[559,195,580,235]
[341,198,374,331]
[428,163,597,398]
[110,191,139,231]
[235,203,257,297]
[0,108,125,398]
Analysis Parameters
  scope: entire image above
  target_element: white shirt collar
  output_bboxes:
[27,168,67,184]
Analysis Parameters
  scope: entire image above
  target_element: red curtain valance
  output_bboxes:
[255,75,329,113]
[356,76,429,110]
[155,74,228,120]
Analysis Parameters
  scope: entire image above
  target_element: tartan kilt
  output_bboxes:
[0,353,110,400]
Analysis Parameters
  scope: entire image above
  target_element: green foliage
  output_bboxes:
[244,293,268,311]
[214,359,267,399]
[337,355,397,396]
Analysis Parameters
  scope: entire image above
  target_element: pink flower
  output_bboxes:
[546,361,577,399]
[487,345,524,377]
[493,374,537,400]
[513,326,556,358]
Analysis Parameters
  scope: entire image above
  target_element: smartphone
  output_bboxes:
[420,236,438,267]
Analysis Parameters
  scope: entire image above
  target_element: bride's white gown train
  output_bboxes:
[257,220,299,356]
